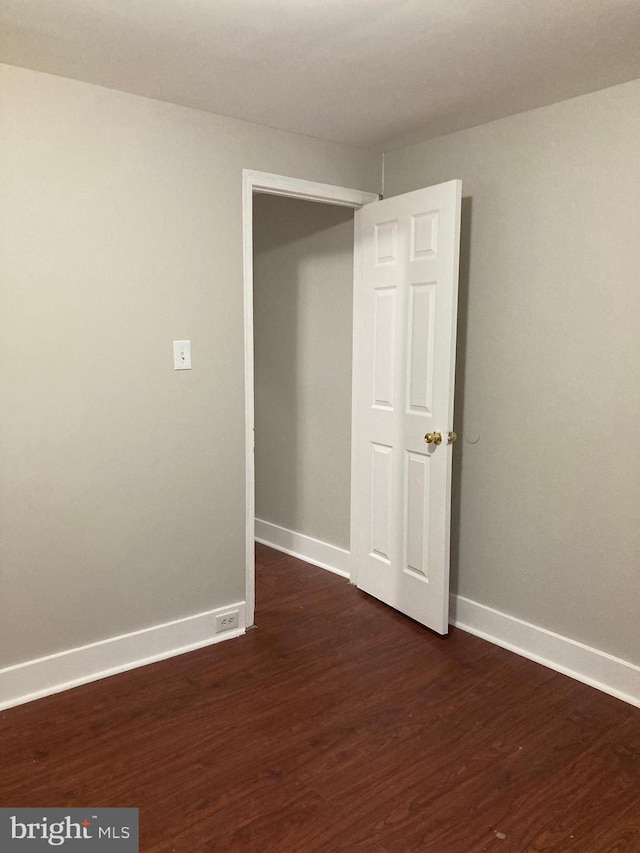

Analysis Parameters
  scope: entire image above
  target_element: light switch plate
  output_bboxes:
[173,340,191,370]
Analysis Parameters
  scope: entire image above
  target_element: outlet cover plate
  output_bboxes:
[215,610,240,633]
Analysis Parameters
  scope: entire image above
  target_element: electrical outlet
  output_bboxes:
[215,610,240,633]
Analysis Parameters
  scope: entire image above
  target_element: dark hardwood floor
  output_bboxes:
[1,544,639,851]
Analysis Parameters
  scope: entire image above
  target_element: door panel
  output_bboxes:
[351,180,462,634]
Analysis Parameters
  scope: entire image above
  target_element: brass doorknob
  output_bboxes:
[424,432,443,445]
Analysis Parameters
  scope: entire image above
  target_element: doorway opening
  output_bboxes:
[253,194,354,561]
[242,171,378,626]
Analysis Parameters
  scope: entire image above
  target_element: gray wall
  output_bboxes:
[2,59,638,677]
[385,78,640,665]
[253,195,354,550]
[0,64,380,668]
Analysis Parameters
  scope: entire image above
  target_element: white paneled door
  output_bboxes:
[351,181,462,634]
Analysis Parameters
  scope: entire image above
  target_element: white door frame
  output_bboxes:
[242,169,379,626]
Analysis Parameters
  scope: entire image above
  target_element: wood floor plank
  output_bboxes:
[1,543,639,851]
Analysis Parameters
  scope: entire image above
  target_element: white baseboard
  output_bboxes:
[255,519,350,579]
[450,594,640,709]
[0,602,246,712]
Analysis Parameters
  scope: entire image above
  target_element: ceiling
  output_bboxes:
[2,0,640,151]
